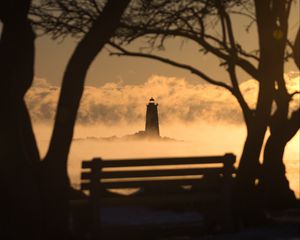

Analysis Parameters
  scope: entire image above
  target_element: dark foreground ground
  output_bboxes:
[106,215,299,240]
[71,205,300,240]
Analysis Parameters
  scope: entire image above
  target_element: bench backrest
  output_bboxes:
[80,153,236,193]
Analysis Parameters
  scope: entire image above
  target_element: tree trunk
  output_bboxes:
[293,29,300,68]
[258,24,300,210]
[234,121,268,226]
[234,0,290,226]
[260,134,296,210]
[259,108,299,210]
[0,1,43,238]
[40,1,130,238]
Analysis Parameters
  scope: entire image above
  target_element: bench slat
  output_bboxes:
[81,167,225,180]
[82,157,104,169]
[81,178,222,190]
[99,155,234,168]
[99,193,220,206]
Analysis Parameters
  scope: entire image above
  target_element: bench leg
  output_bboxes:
[219,178,234,232]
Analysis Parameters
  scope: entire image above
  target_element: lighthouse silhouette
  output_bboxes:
[145,97,160,137]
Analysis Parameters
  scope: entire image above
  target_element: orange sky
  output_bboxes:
[33,1,300,87]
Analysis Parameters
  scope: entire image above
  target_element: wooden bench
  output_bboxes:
[80,153,236,235]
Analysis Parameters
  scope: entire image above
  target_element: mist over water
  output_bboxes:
[33,121,300,198]
[27,72,299,198]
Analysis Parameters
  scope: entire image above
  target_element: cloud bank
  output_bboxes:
[25,74,299,126]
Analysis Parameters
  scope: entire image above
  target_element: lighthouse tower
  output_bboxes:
[145,97,160,137]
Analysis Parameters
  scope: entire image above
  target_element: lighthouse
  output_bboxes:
[145,97,160,137]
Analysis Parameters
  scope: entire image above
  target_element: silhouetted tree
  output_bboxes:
[0,1,43,239]
[110,0,298,221]
[293,29,300,68]
[1,0,130,238]
[258,27,299,210]
[36,1,130,238]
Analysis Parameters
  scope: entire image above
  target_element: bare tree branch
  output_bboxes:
[109,41,233,92]
[285,108,300,142]
[117,23,259,79]
[216,2,252,125]
[290,91,300,99]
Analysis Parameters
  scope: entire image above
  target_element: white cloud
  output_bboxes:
[25,74,299,126]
